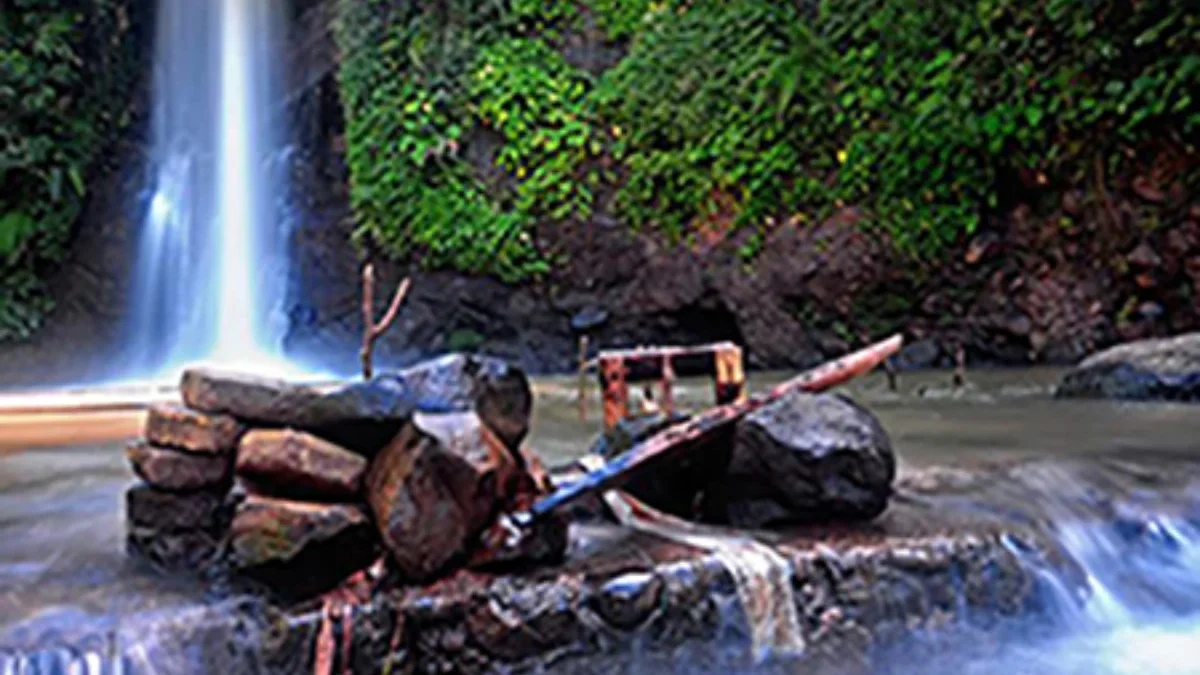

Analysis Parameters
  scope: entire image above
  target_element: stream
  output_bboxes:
[1,368,1199,673]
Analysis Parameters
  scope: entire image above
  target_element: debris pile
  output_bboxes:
[126,354,564,596]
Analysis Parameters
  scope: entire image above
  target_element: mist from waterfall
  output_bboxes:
[127,0,293,377]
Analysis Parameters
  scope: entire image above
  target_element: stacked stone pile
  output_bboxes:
[125,354,565,597]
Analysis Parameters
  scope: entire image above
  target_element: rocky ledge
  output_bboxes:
[1056,332,1200,402]
[84,457,1200,674]
[111,352,1200,673]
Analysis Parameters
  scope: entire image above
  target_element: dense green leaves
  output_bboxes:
[337,0,1198,274]
[0,0,139,339]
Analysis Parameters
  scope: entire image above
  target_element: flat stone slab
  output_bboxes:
[127,442,231,492]
[236,429,366,500]
[1057,332,1200,401]
[144,404,244,454]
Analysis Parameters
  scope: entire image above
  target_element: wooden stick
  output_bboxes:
[511,334,903,526]
[359,263,411,380]
[577,336,589,422]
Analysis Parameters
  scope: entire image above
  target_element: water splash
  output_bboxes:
[127,0,294,378]
[603,492,806,662]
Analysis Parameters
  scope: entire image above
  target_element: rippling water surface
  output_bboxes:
[1,368,1199,673]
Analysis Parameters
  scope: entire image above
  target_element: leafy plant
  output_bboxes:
[0,0,139,339]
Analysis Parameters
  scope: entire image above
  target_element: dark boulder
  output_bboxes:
[228,495,377,598]
[127,442,232,492]
[722,392,895,527]
[144,404,245,454]
[236,429,367,501]
[125,485,232,570]
[126,484,228,532]
[1056,333,1200,402]
[384,353,533,450]
[365,411,520,583]
[588,411,731,521]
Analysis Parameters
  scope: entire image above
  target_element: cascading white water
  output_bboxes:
[127,0,293,377]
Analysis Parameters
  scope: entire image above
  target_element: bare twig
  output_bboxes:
[952,343,966,389]
[360,263,411,380]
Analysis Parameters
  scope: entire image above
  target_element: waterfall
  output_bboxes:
[127,0,293,377]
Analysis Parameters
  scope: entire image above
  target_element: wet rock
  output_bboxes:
[180,367,418,454]
[127,526,221,569]
[469,508,570,573]
[723,392,895,527]
[588,411,730,520]
[588,571,664,629]
[127,442,232,492]
[365,412,519,583]
[386,353,533,450]
[571,306,609,332]
[144,404,244,454]
[236,429,366,500]
[126,484,227,532]
[1056,333,1200,402]
[228,495,376,597]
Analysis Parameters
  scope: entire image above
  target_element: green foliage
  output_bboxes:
[592,2,803,238]
[335,0,547,282]
[0,0,139,339]
[471,38,599,221]
[337,0,1198,274]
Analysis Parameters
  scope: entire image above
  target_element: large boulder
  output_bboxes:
[1056,333,1200,402]
[365,411,520,583]
[236,429,367,501]
[127,442,232,492]
[228,495,377,597]
[721,392,895,527]
[144,404,244,454]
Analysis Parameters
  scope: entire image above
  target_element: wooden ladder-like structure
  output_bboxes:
[596,341,748,429]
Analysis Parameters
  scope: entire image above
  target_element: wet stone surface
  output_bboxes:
[228,495,377,597]
[1057,332,1200,401]
[126,442,232,492]
[236,428,366,501]
[143,404,245,455]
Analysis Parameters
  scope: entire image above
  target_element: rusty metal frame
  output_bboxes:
[595,341,747,429]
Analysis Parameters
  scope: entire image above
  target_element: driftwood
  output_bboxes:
[512,334,903,526]
[359,264,411,380]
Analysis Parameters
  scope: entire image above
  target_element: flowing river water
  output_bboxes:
[2,368,1200,673]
